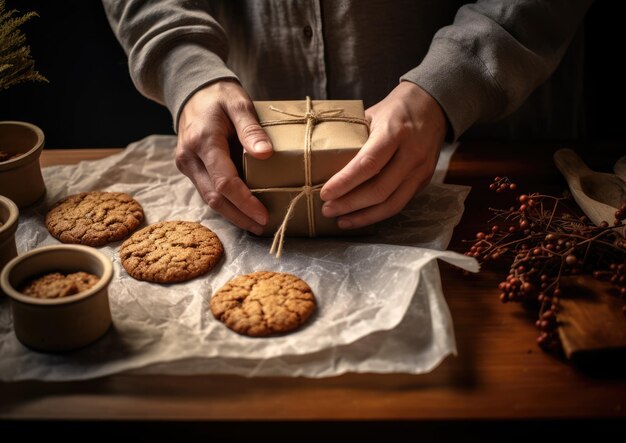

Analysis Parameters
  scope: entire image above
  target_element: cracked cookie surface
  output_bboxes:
[46,191,144,246]
[210,271,316,337]
[21,271,100,299]
[120,221,223,283]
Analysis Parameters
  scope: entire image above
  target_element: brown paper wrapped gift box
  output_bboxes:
[244,99,369,238]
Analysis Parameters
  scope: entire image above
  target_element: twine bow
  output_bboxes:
[252,97,369,258]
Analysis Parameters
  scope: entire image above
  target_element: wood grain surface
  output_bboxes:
[1,142,625,421]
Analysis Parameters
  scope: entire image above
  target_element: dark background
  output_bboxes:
[0,0,620,148]
[0,0,172,148]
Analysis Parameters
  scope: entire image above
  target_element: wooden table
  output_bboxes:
[1,142,625,436]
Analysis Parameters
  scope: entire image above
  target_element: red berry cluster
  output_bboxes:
[489,176,518,193]
[465,177,626,353]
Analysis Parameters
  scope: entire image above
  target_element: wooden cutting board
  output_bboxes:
[557,275,626,365]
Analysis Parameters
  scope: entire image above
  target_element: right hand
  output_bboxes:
[175,80,273,235]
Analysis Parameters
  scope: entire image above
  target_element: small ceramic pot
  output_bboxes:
[0,121,46,208]
[0,245,114,352]
[0,196,19,290]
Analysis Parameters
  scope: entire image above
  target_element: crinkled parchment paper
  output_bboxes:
[0,136,477,381]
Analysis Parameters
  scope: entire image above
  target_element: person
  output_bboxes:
[103,0,591,236]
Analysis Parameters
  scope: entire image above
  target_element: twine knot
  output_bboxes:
[304,111,318,125]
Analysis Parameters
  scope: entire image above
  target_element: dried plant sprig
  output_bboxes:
[465,177,626,353]
[0,0,47,91]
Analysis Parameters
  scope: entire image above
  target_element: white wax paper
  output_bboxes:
[0,136,477,381]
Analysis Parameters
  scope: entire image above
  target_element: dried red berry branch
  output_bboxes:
[465,177,626,353]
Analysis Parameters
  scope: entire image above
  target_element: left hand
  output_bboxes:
[319,81,447,229]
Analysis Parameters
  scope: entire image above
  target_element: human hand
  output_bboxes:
[320,81,446,229]
[175,80,272,235]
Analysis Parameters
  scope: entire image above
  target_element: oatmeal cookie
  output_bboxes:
[46,191,144,246]
[120,220,223,283]
[210,271,316,337]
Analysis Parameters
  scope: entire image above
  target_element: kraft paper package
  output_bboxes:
[244,98,369,237]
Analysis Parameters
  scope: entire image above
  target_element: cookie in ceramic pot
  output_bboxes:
[46,191,144,246]
[20,271,100,299]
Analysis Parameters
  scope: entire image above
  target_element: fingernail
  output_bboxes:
[322,203,334,218]
[250,226,263,236]
[338,219,353,229]
[253,141,271,154]
[253,212,267,226]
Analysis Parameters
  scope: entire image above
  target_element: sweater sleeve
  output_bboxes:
[102,0,238,131]
[400,0,592,141]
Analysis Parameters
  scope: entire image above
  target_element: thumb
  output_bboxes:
[225,99,273,160]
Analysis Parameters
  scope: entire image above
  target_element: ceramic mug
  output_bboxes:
[0,121,46,208]
[0,245,114,352]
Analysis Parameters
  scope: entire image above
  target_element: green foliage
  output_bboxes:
[0,0,47,91]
